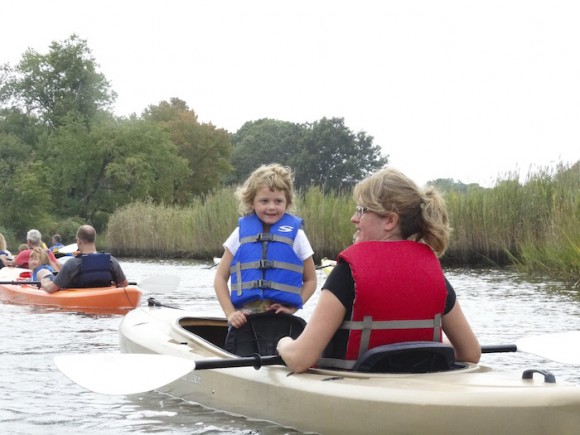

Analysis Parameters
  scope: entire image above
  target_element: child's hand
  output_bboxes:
[269,303,297,315]
[227,310,247,328]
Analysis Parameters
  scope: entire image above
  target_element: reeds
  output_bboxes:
[105,162,579,284]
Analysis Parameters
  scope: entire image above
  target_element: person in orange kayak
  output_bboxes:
[38,224,128,293]
[0,233,14,268]
[28,247,55,281]
[14,229,61,271]
[277,167,481,373]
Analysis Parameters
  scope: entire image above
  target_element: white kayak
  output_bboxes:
[109,305,580,435]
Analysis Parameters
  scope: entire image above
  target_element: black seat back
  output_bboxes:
[353,341,467,373]
[225,312,306,356]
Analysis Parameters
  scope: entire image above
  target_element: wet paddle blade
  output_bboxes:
[54,353,195,395]
[516,331,580,365]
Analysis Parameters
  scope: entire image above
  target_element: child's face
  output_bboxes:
[29,256,40,270]
[252,187,287,227]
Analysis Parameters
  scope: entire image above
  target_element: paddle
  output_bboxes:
[54,330,580,396]
[0,280,41,287]
[481,330,580,365]
[54,353,283,395]
[135,275,181,293]
[0,275,181,292]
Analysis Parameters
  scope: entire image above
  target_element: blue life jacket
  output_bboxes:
[74,253,114,287]
[49,243,63,253]
[32,264,55,281]
[230,213,304,308]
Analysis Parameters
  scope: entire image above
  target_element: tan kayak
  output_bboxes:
[115,305,580,435]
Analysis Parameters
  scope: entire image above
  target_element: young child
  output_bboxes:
[28,247,55,281]
[214,164,317,329]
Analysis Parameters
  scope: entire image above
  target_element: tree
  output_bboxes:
[143,98,233,200]
[44,114,189,227]
[229,119,305,184]
[292,117,387,190]
[0,34,116,128]
[230,117,388,190]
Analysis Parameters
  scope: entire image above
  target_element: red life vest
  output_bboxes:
[336,241,447,364]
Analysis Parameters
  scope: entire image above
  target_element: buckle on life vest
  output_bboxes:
[259,260,275,269]
[256,233,274,242]
[253,279,272,289]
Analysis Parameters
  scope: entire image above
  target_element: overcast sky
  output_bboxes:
[2,1,579,186]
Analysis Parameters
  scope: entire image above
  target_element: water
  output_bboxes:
[1,260,579,434]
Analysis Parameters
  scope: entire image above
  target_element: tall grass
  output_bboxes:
[106,162,579,284]
[106,190,239,258]
[513,163,579,284]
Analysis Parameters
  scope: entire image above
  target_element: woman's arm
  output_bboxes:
[442,301,481,363]
[277,289,346,373]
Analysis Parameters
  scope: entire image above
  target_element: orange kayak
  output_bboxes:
[0,267,141,314]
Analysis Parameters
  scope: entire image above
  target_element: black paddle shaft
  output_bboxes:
[481,344,518,354]
[194,354,284,370]
[0,281,41,287]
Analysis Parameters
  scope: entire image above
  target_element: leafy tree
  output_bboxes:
[230,118,305,183]
[143,98,233,200]
[292,117,387,189]
[44,114,189,226]
[0,161,54,235]
[0,34,116,128]
[0,113,41,233]
[230,117,388,190]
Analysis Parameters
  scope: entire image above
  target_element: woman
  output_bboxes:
[277,168,481,373]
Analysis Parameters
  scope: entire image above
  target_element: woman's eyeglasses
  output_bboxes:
[355,205,367,217]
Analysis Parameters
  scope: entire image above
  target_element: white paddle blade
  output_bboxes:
[54,353,195,395]
[517,331,580,365]
[138,275,181,293]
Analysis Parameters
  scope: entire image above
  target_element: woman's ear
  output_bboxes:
[384,212,399,231]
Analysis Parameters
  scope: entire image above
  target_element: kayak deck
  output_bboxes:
[119,306,580,434]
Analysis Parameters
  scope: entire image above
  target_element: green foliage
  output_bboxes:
[514,162,580,282]
[106,163,579,285]
[230,117,388,190]
[293,117,387,189]
[230,118,304,183]
[142,98,233,201]
[44,115,189,224]
[1,162,55,236]
[428,178,481,193]
[297,186,354,258]
[0,34,116,128]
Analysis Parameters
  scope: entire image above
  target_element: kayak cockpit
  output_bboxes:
[175,313,470,374]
